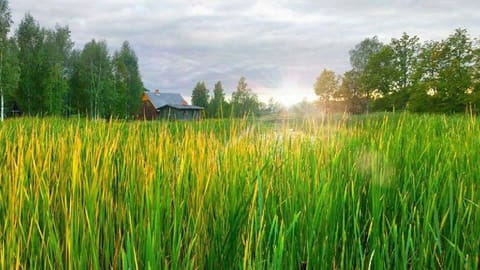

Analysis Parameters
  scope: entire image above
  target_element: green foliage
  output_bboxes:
[348,29,478,114]
[409,41,441,112]
[14,14,74,116]
[231,76,261,117]
[1,115,479,268]
[409,29,476,113]
[345,37,384,108]
[0,0,11,40]
[339,70,360,98]
[338,70,369,113]
[289,99,319,117]
[473,43,480,112]
[15,13,44,115]
[208,81,228,118]
[314,69,339,100]
[361,46,397,98]
[349,36,384,73]
[0,39,19,106]
[390,33,420,91]
[112,41,144,118]
[1,7,145,118]
[434,29,475,112]
[65,49,81,115]
[41,63,69,115]
[262,97,284,115]
[0,0,11,41]
[70,40,115,118]
[191,81,209,109]
[41,26,74,115]
[0,1,19,115]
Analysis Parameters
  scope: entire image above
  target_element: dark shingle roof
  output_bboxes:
[145,92,203,110]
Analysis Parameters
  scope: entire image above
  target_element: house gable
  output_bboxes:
[140,94,158,120]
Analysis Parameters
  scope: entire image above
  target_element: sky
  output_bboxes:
[9,0,480,106]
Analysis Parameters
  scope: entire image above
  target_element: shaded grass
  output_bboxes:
[0,114,479,269]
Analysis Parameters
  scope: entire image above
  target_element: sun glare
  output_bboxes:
[273,86,317,107]
[253,69,318,107]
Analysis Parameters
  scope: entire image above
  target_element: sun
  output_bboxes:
[256,77,317,107]
[273,86,317,107]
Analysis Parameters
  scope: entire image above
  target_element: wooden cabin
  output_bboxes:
[140,90,203,120]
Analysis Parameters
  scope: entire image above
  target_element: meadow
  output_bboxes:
[0,114,479,269]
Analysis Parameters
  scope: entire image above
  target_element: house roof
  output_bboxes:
[145,92,203,110]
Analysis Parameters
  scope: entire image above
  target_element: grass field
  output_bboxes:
[0,114,479,269]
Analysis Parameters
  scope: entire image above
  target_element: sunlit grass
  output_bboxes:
[0,114,479,269]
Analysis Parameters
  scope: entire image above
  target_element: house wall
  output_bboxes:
[157,107,202,120]
[157,107,173,119]
[141,99,158,120]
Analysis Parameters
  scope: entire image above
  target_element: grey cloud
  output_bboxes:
[9,0,480,105]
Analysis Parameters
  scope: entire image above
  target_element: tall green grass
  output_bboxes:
[0,114,479,269]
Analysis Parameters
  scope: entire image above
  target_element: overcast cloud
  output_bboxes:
[10,0,480,105]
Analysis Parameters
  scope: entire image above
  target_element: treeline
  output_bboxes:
[315,29,480,114]
[190,76,280,118]
[0,0,144,118]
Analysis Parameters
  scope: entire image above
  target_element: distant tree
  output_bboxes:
[65,49,81,115]
[434,29,475,112]
[71,39,114,118]
[360,45,397,110]
[408,41,441,112]
[348,37,384,109]
[349,36,384,74]
[473,39,480,111]
[362,33,420,111]
[262,97,284,115]
[289,99,318,117]
[4,6,148,118]
[0,0,19,119]
[338,70,368,113]
[385,33,421,110]
[391,33,420,91]
[112,41,144,118]
[208,81,227,118]
[314,69,339,101]
[191,81,209,111]
[41,62,69,115]
[16,17,73,116]
[338,70,360,99]
[231,76,260,117]
[40,25,74,115]
[15,13,44,115]
[409,30,476,113]
[0,0,9,39]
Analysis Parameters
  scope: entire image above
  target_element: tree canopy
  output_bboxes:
[0,2,146,119]
[231,77,261,117]
[112,41,144,118]
[314,69,339,101]
[0,0,18,120]
[325,28,480,114]
[208,81,228,118]
[191,81,209,110]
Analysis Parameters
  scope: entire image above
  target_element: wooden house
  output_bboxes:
[140,90,203,120]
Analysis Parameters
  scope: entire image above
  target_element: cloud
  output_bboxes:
[9,0,480,105]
